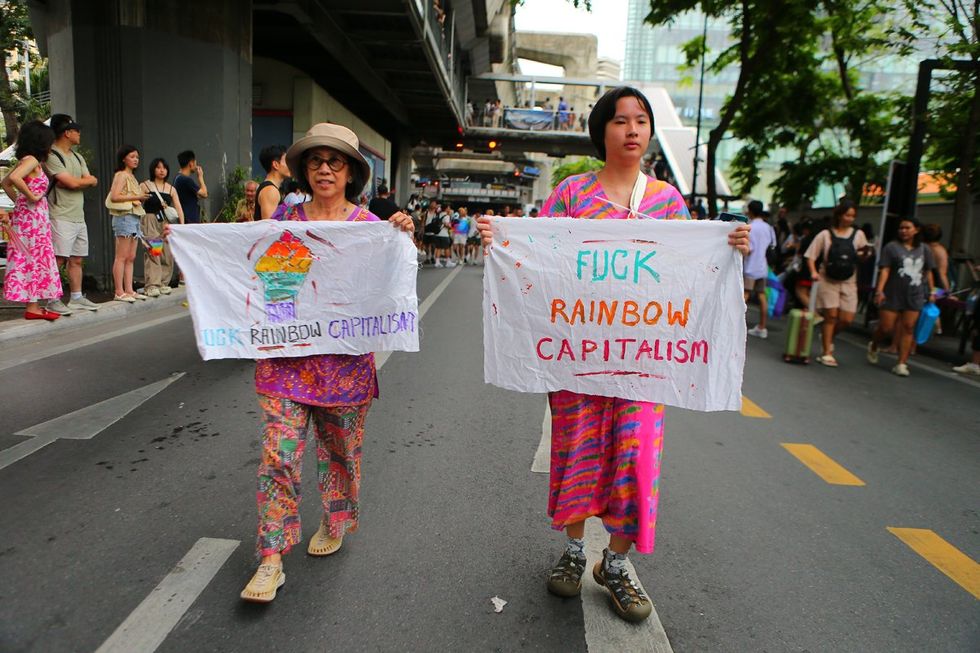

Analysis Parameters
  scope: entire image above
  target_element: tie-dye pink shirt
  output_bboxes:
[540,171,690,221]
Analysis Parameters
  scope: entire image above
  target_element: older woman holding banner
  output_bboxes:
[479,87,749,622]
[239,123,414,603]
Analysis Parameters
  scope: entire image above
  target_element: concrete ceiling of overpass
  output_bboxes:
[254,1,460,145]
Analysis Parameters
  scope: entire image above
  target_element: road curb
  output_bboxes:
[0,288,188,347]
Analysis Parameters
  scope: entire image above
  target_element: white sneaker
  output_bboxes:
[445,260,457,268]
[434,260,444,268]
[68,296,100,311]
[159,286,172,295]
[46,299,73,315]
[891,363,910,377]
[146,286,161,297]
[952,362,980,376]
[748,326,768,339]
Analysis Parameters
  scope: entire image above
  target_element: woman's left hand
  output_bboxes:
[389,211,414,234]
[728,224,750,254]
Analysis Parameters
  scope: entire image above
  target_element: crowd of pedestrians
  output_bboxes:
[0,114,207,318]
[741,196,978,378]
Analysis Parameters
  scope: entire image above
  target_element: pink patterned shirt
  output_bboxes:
[254,203,380,407]
[541,172,690,221]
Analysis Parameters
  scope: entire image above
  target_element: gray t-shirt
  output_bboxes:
[46,146,90,222]
[879,241,935,310]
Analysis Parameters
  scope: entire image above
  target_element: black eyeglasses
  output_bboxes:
[306,154,347,172]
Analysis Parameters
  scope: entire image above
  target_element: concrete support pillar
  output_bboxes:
[393,137,413,207]
[36,0,252,287]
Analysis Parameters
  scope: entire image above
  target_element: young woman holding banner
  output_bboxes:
[479,87,750,622]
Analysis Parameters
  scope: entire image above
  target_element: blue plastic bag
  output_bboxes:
[914,302,940,345]
[766,270,787,318]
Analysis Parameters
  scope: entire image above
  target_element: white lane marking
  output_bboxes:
[375,266,463,371]
[95,537,239,653]
[836,333,980,388]
[0,310,188,373]
[419,265,463,316]
[531,403,550,473]
[583,519,673,653]
[0,373,185,471]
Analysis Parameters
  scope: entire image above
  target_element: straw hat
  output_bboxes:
[285,123,371,188]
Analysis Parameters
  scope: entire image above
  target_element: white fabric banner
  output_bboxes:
[483,218,745,411]
[169,221,419,360]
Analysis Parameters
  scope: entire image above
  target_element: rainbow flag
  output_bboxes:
[146,238,165,257]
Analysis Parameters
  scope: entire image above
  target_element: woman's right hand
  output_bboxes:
[874,289,885,306]
[162,223,172,240]
[477,215,493,247]
[810,271,821,284]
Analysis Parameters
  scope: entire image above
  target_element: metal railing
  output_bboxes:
[414,0,464,122]
[467,105,589,133]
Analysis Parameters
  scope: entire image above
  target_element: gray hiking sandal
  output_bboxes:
[547,549,587,597]
[592,555,653,622]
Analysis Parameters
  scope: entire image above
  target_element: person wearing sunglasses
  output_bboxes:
[240,123,414,604]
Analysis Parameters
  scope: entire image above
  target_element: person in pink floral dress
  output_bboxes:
[1,120,62,320]
[238,123,415,604]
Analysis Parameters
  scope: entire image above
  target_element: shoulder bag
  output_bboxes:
[150,185,180,223]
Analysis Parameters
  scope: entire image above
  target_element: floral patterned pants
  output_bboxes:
[255,394,370,558]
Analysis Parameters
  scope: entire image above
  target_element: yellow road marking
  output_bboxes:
[888,528,980,599]
[740,395,771,418]
[780,443,865,486]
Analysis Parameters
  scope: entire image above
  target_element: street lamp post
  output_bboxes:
[690,13,708,212]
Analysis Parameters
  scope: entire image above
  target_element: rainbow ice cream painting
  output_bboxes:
[254,230,314,323]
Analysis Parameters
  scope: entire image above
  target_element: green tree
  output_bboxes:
[550,156,603,187]
[645,1,823,215]
[896,0,979,254]
[0,0,35,145]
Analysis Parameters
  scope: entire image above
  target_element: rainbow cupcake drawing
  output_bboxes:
[254,230,314,323]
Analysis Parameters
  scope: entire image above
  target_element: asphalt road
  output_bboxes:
[0,266,977,653]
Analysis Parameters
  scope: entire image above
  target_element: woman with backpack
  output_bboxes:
[867,217,937,377]
[804,198,872,366]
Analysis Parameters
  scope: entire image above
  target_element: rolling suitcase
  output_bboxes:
[784,282,818,364]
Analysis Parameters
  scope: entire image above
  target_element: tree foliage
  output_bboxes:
[895,0,979,253]
[551,156,603,187]
[643,1,917,212]
[644,0,826,214]
[0,0,36,145]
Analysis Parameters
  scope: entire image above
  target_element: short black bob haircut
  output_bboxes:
[295,148,366,204]
[115,145,139,172]
[15,120,55,162]
[587,86,655,162]
[259,145,287,174]
[147,157,170,181]
[177,150,196,168]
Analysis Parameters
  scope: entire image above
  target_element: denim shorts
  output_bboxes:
[112,214,142,238]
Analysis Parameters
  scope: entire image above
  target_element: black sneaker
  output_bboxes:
[592,551,653,622]
[546,549,586,597]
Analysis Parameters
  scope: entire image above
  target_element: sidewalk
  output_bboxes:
[0,288,188,348]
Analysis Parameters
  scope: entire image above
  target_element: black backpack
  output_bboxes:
[44,149,84,204]
[825,230,858,280]
[424,214,442,234]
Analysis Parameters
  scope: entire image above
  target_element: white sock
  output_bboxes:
[70,292,83,301]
